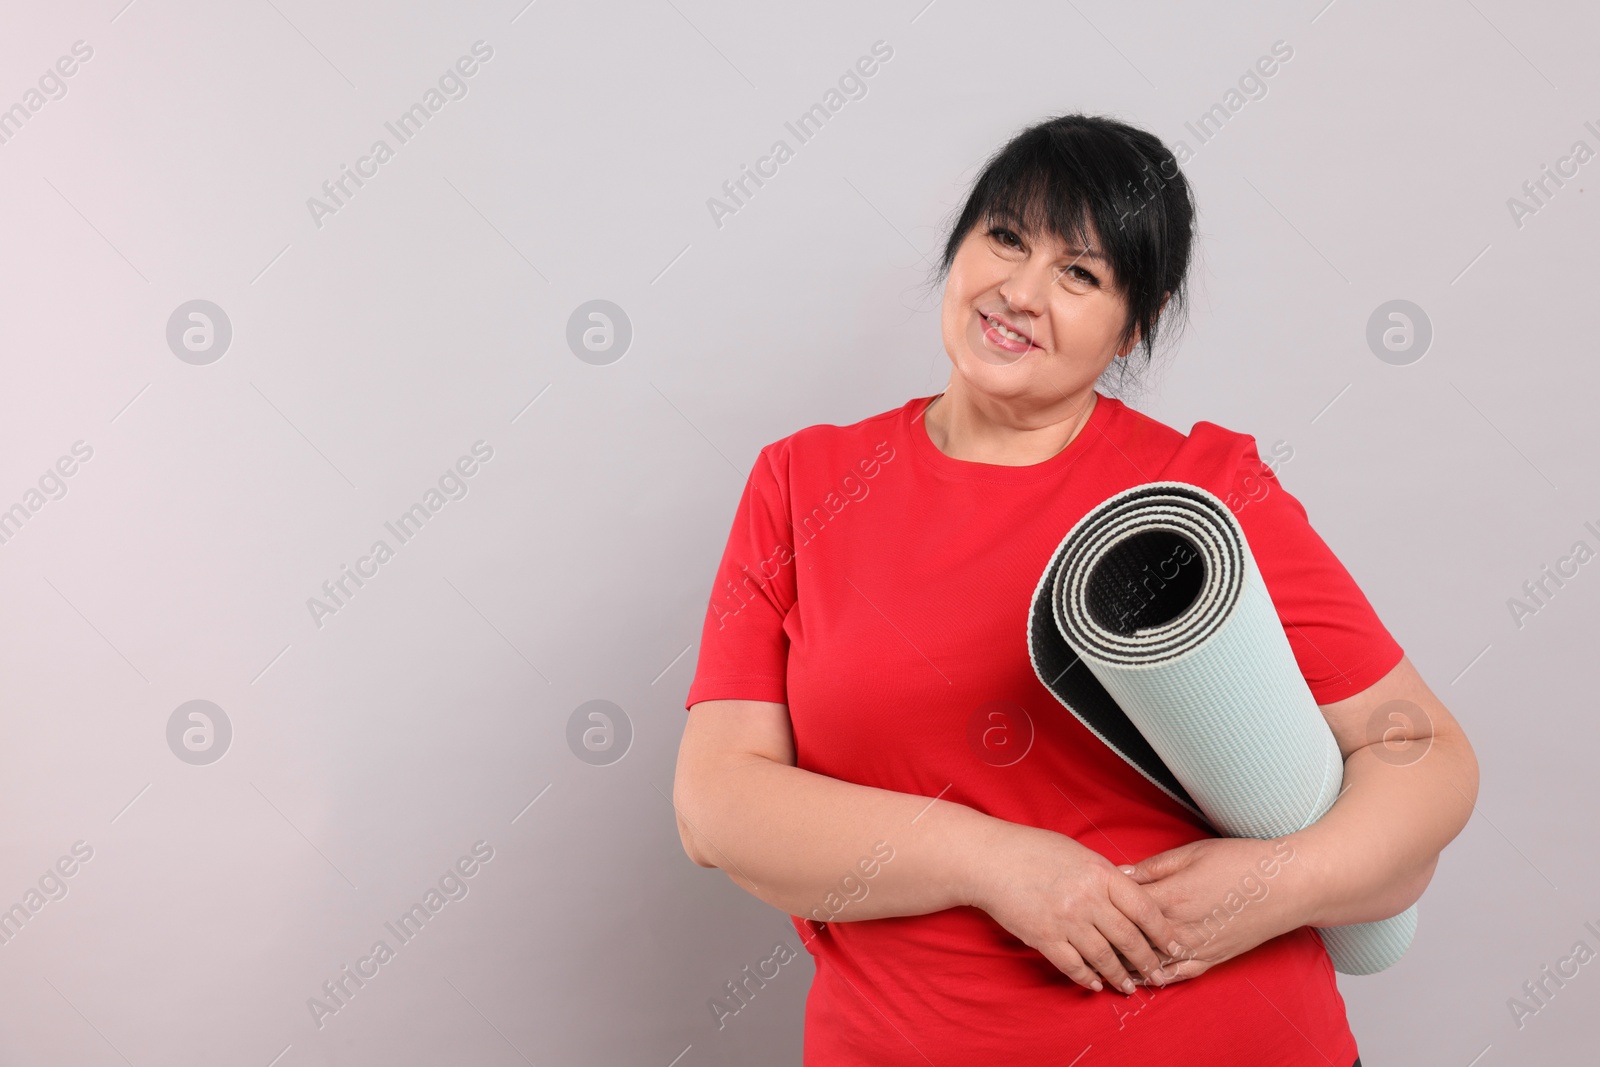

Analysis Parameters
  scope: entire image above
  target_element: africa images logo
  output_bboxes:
[305,41,494,230]
[705,40,894,230]
[307,841,495,1029]
[306,441,494,629]
[712,441,895,631]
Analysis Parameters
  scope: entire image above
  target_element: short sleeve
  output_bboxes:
[1221,437,1405,705]
[683,445,799,711]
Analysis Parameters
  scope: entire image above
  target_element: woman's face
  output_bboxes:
[938,215,1136,410]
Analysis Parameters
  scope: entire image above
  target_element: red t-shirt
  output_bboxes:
[684,391,1401,1065]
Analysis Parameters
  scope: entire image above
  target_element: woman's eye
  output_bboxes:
[987,226,1022,249]
[1060,265,1099,287]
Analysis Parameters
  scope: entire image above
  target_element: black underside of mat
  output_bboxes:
[1029,548,1205,820]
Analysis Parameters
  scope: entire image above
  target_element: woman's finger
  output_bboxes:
[1107,876,1179,961]
[1151,952,1204,983]
[1119,842,1196,884]
[1098,910,1168,986]
[1071,926,1141,994]
[1112,946,1149,983]
[1033,940,1106,993]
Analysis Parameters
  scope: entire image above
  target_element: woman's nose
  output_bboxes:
[998,256,1052,315]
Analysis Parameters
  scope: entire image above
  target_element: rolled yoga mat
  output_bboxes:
[1025,480,1416,976]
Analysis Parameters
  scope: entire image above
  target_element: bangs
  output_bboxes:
[974,162,1098,270]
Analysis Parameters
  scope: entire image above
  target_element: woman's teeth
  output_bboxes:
[989,317,1029,344]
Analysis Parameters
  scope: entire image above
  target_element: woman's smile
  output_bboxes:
[978,309,1041,354]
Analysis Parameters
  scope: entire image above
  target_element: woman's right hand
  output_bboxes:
[968,822,1178,994]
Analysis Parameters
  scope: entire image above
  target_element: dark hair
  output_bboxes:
[931,113,1197,390]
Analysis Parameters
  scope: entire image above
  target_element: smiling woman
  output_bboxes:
[675,112,1475,1067]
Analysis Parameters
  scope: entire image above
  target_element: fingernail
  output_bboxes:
[1090,979,1103,991]
[1118,865,1136,875]
[1121,979,1135,993]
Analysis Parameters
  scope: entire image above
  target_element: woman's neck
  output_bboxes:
[923,387,1098,466]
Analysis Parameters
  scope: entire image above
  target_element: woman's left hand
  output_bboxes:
[1117,835,1310,985]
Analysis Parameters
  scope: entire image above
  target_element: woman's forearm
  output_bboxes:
[1282,730,1479,928]
[676,753,1003,923]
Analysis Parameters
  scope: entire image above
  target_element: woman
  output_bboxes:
[673,113,1477,1065]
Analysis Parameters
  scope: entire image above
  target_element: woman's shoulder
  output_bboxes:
[755,395,919,472]
[1099,396,1270,487]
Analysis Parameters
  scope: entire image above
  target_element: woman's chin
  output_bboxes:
[964,334,1038,369]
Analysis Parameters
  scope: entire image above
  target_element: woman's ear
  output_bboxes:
[1116,292,1172,357]
[1118,323,1144,358]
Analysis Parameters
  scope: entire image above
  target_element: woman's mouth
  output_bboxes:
[979,311,1038,354]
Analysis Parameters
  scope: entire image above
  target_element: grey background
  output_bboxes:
[1,0,1595,1063]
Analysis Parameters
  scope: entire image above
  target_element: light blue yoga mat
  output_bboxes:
[1027,480,1416,976]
